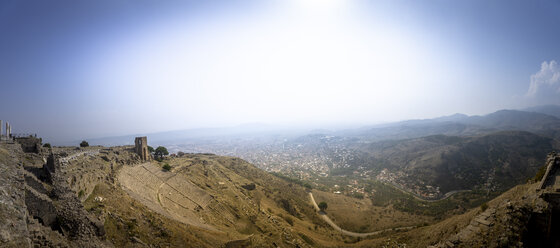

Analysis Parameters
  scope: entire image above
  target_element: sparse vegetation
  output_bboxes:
[271,172,310,189]
[533,164,547,182]
[299,233,314,245]
[480,202,488,212]
[318,201,328,211]
[283,215,294,226]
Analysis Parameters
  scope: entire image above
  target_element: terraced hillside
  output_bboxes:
[117,162,215,231]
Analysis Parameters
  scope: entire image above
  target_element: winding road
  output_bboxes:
[309,192,415,237]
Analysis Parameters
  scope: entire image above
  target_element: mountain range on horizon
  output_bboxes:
[69,105,560,147]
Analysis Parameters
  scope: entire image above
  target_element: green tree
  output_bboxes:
[148,146,154,153]
[80,140,89,147]
[155,146,169,160]
[318,201,328,212]
[43,143,51,148]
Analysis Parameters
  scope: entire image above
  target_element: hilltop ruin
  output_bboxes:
[0,120,42,153]
[134,136,150,161]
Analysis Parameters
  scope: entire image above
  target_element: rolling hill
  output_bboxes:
[356,131,558,194]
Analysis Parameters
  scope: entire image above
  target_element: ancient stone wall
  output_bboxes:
[2,142,158,247]
[15,136,42,153]
[539,152,560,189]
[0,144,31,247]
[60,147,139,201]
[134,137,149,161]
[24,186,57,228]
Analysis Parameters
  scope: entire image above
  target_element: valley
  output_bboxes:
[160,109,560,218]
[2,107,560,247]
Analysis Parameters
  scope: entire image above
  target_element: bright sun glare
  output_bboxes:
[88,0,467,127]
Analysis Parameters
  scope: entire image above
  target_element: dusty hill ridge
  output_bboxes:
[0,143,339,247]
[1,141,559,247]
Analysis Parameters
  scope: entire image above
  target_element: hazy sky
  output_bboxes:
[1,0,560,143]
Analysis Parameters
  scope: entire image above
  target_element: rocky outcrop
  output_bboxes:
[0,143,116,247]
[45,154,108,247]
[0,144,31,247]
[62,147,138,201]
[431,152,560,248]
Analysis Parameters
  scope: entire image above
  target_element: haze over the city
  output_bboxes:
[1,0,560,143]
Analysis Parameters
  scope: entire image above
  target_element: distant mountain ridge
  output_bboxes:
[346,107,560,141]
[76,105,560,147]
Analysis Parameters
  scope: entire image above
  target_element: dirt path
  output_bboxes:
[308,192,415,237]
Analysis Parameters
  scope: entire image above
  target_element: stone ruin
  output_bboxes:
[530,152,560,245]
[0,119,13,142]
[14,135,42,153]
[1,120,42,153]
[134,136,150,161]
[23,153,106,247]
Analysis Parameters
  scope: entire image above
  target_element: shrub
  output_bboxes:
[162,164,172,171]
[318,201,328,211]
[299,233,314,245]
[351,192,364,199]
[480,202,488,212]
[283,215,294,226]
[80,140,89,147]
[43,143,51,148]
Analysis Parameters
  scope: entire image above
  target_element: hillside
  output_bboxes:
[0,142,362,247]
[357,131,557,194]
[354,152,560,248]
[1,140,559,248]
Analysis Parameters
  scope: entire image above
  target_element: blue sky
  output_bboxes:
[1,0,560,143]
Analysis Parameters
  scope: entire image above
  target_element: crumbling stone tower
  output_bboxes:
[134,136,150,161]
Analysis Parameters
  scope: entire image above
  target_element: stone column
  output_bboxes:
[6,122,10,138]
[0,120,3,138]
